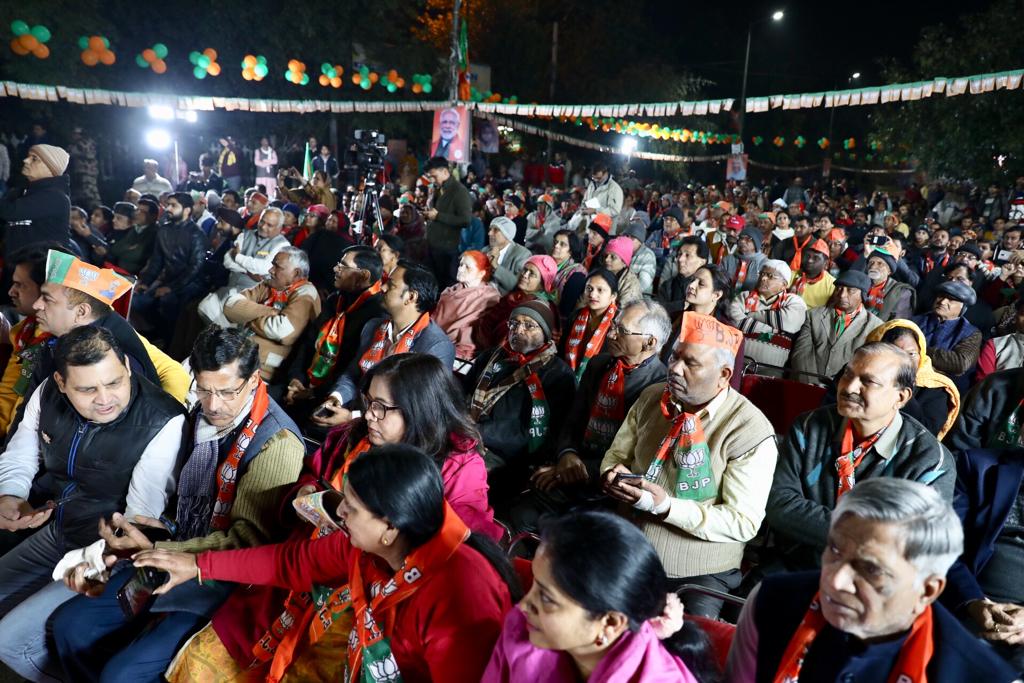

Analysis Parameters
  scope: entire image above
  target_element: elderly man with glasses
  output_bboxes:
[465,300,575,509]
[507,300,672,533]
[726,258,808,368]
[728,478,1019,682]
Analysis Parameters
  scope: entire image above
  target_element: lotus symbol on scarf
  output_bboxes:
[678,447,706,477]
[368,654,400,682]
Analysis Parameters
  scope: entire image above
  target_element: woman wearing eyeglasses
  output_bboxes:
[475,255,561,352]
[162,352,502,681]
[142,445,519,683]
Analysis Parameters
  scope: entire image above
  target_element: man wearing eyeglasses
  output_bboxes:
[466,300,575,508]
[45,326,304,682]
[726,259,808,369]
[508,301,672,533]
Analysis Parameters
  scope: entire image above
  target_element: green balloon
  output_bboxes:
[153,43,168,59]
[256,55,266,64]
[254,63,268,77]
[300,73,309,85]
[321,62,331,73]
[361,79,371,90]
[189,50,200,64]
[11,20,29,36]
[422,83,432,94]
[197,55,210,68]
[387,83,397,93]
[328,69,337,79]
[78,36,89,50]
[194,65,207,79]
[30,25,50,43]
[359,65,369,76]
[135,54,149,68]
[101,36,109,48]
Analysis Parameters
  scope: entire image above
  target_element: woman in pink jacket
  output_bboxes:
[484,511,719,683]
[433,250,501,360]
[164,352,502,680]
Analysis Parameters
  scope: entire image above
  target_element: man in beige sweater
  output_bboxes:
[224,246,321,381]
[602,311,777,618]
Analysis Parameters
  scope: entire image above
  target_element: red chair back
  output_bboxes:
[740,373,826,435]
[688,614,736,671]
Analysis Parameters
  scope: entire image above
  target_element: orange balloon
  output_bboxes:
[203,48,217,61]
[319,74,330,86]
[387,69,397,81]
[152,59,167,74]
[352,74,361,84]
[243,55,256,67]
[335,65,344,75]
[290,71,301,83]
[242,68,254,81]
[88,36,105,51]
[287,59,299,72]
[396,78,405,88]
[330,76,342,88]
[142,48,156,62]
[208,62,221,76]
[33,43,50,59]
[18,34,38,50]
[100,49,115,65]
[369,72,379,83]
[412,82,423,93]
[10,38,29,56]
[82,49,99,66]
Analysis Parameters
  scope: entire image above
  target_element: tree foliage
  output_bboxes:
[869,0,1024,182]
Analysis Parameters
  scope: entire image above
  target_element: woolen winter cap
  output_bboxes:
[282,203,301,219]
[956,242,982,259]
[216,207,244,230]
[739,226,762,245]
[605,236,634,266]
[510,300,556,341]
[112,202,136,219]
[761,259,792,284]
[834,269,872,297]
[524,255,558,293]
[623,220,647,243]
[662,206,685,225]
[307,204,330,219]
[490,216,517,241]
[868,248,898,274]
[936,280,977,307]
[205,190,221,211]
[590,213,613,235]
[30,144,70,177]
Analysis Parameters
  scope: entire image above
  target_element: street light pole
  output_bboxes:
[738,10,784,150]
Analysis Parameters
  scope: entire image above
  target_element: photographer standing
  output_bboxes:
[422,156,472,287]
[277,167,336,211]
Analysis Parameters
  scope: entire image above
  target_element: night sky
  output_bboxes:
[652,0,994,100]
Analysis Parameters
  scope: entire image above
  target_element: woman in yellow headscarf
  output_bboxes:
[866,318,961,439]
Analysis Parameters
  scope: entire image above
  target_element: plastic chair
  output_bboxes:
[740,364,827,435]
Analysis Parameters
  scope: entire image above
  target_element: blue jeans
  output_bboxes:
[0,580,75,682]
[52,567,206,683]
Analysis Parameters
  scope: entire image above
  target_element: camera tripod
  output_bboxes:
[353,169,385,245]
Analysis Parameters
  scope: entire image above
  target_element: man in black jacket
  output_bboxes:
[422,156,472,287]
[132,192,207,338]
[0,144,72,261]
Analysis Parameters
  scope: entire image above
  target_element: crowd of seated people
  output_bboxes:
[0,140,1023,681]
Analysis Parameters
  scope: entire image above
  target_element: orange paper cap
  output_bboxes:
[678,311,742,357]
[827,228,847,242]
[45,250,132,305]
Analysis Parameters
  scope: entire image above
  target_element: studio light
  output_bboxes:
[145,128,172,150]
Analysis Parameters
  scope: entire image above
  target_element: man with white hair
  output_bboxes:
[728,478,1020,682]
[767,342,955,570]
[131,158,173,196]
[726,258,808,367]
[0,144,72,260]
[198,206,290,325]
[510,301,672,531]
[224,247,321,381]
[601,312,777,617]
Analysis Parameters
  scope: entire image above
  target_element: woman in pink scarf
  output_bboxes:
[484,511,718,683]
[433,250,501,360]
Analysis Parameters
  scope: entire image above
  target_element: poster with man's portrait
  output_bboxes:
[430,106,470,163]
[475,118,500,154]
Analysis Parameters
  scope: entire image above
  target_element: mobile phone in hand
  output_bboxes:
[116,566,168,619]
[614,473,643,485]
[313,405,335,419]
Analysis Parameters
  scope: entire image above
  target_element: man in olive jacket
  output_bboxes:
[421,156,472,287]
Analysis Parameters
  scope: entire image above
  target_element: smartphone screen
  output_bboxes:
[117,567,168,619]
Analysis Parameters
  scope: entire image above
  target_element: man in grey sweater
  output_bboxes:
[767,342,954,571]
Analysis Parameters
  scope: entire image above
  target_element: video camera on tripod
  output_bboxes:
[353,129,387,177]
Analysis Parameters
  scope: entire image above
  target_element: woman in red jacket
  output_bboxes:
[137,444,518,682]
